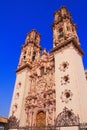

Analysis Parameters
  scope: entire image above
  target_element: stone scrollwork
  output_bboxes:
[55,107,80,127]
[47,108,53,125]
[36,78,46,92]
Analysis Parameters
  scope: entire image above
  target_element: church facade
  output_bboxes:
[9,7,87,130]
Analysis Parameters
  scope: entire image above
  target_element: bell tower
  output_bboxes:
[9,30,41,127]
[18,29,41,68]
[52,6,87,130]
[53,6,79,47]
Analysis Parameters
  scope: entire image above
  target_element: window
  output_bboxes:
[32,51,36,61]
[59,28,63,33]
[62,62,67,69]
[58,28,64,39]
[63,75,69,82]
[15,92,19,99]
[23,55,26,59]
[24,51,26,54]
[23,51,26,59]
[65,92,70,98]
[72,27,74,32]
[17,82,21,89]
[40,67,44,76]
[12,104,18,112]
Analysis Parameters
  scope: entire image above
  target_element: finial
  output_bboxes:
[42,48,47,55]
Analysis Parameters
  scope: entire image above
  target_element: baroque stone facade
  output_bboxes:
[9,7,87,130]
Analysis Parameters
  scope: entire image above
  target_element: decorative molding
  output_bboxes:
[16,63,32,73]
[59,61,69,72]
[61,75,70,85]
[60,89,73,103]
[51,37,84,55]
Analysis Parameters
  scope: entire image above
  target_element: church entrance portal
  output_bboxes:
[36,111,46,128]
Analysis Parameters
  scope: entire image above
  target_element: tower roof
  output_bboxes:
[26,29,41,37]
[54,6,69,14]
[53,6,72,24]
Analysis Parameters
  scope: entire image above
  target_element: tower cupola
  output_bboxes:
[25,29,40,45]
[52,6,79,48]
[18,30,41,70]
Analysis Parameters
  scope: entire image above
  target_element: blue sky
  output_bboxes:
[0,0,87,117]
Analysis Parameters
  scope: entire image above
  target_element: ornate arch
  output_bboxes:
[55,107,80,127]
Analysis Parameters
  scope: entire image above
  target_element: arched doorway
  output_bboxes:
[36,111,46,128]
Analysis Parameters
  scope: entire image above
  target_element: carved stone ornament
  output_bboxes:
[55,107,80,127]
[60,89,73,103]
[61,75,70,85]
[59,61,69,72]
[8,115,19,129]
[37,79,46,92]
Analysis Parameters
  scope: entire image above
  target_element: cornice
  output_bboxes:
[51,37,84,55]
[21,42,42,50]
[16,63,32,73]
